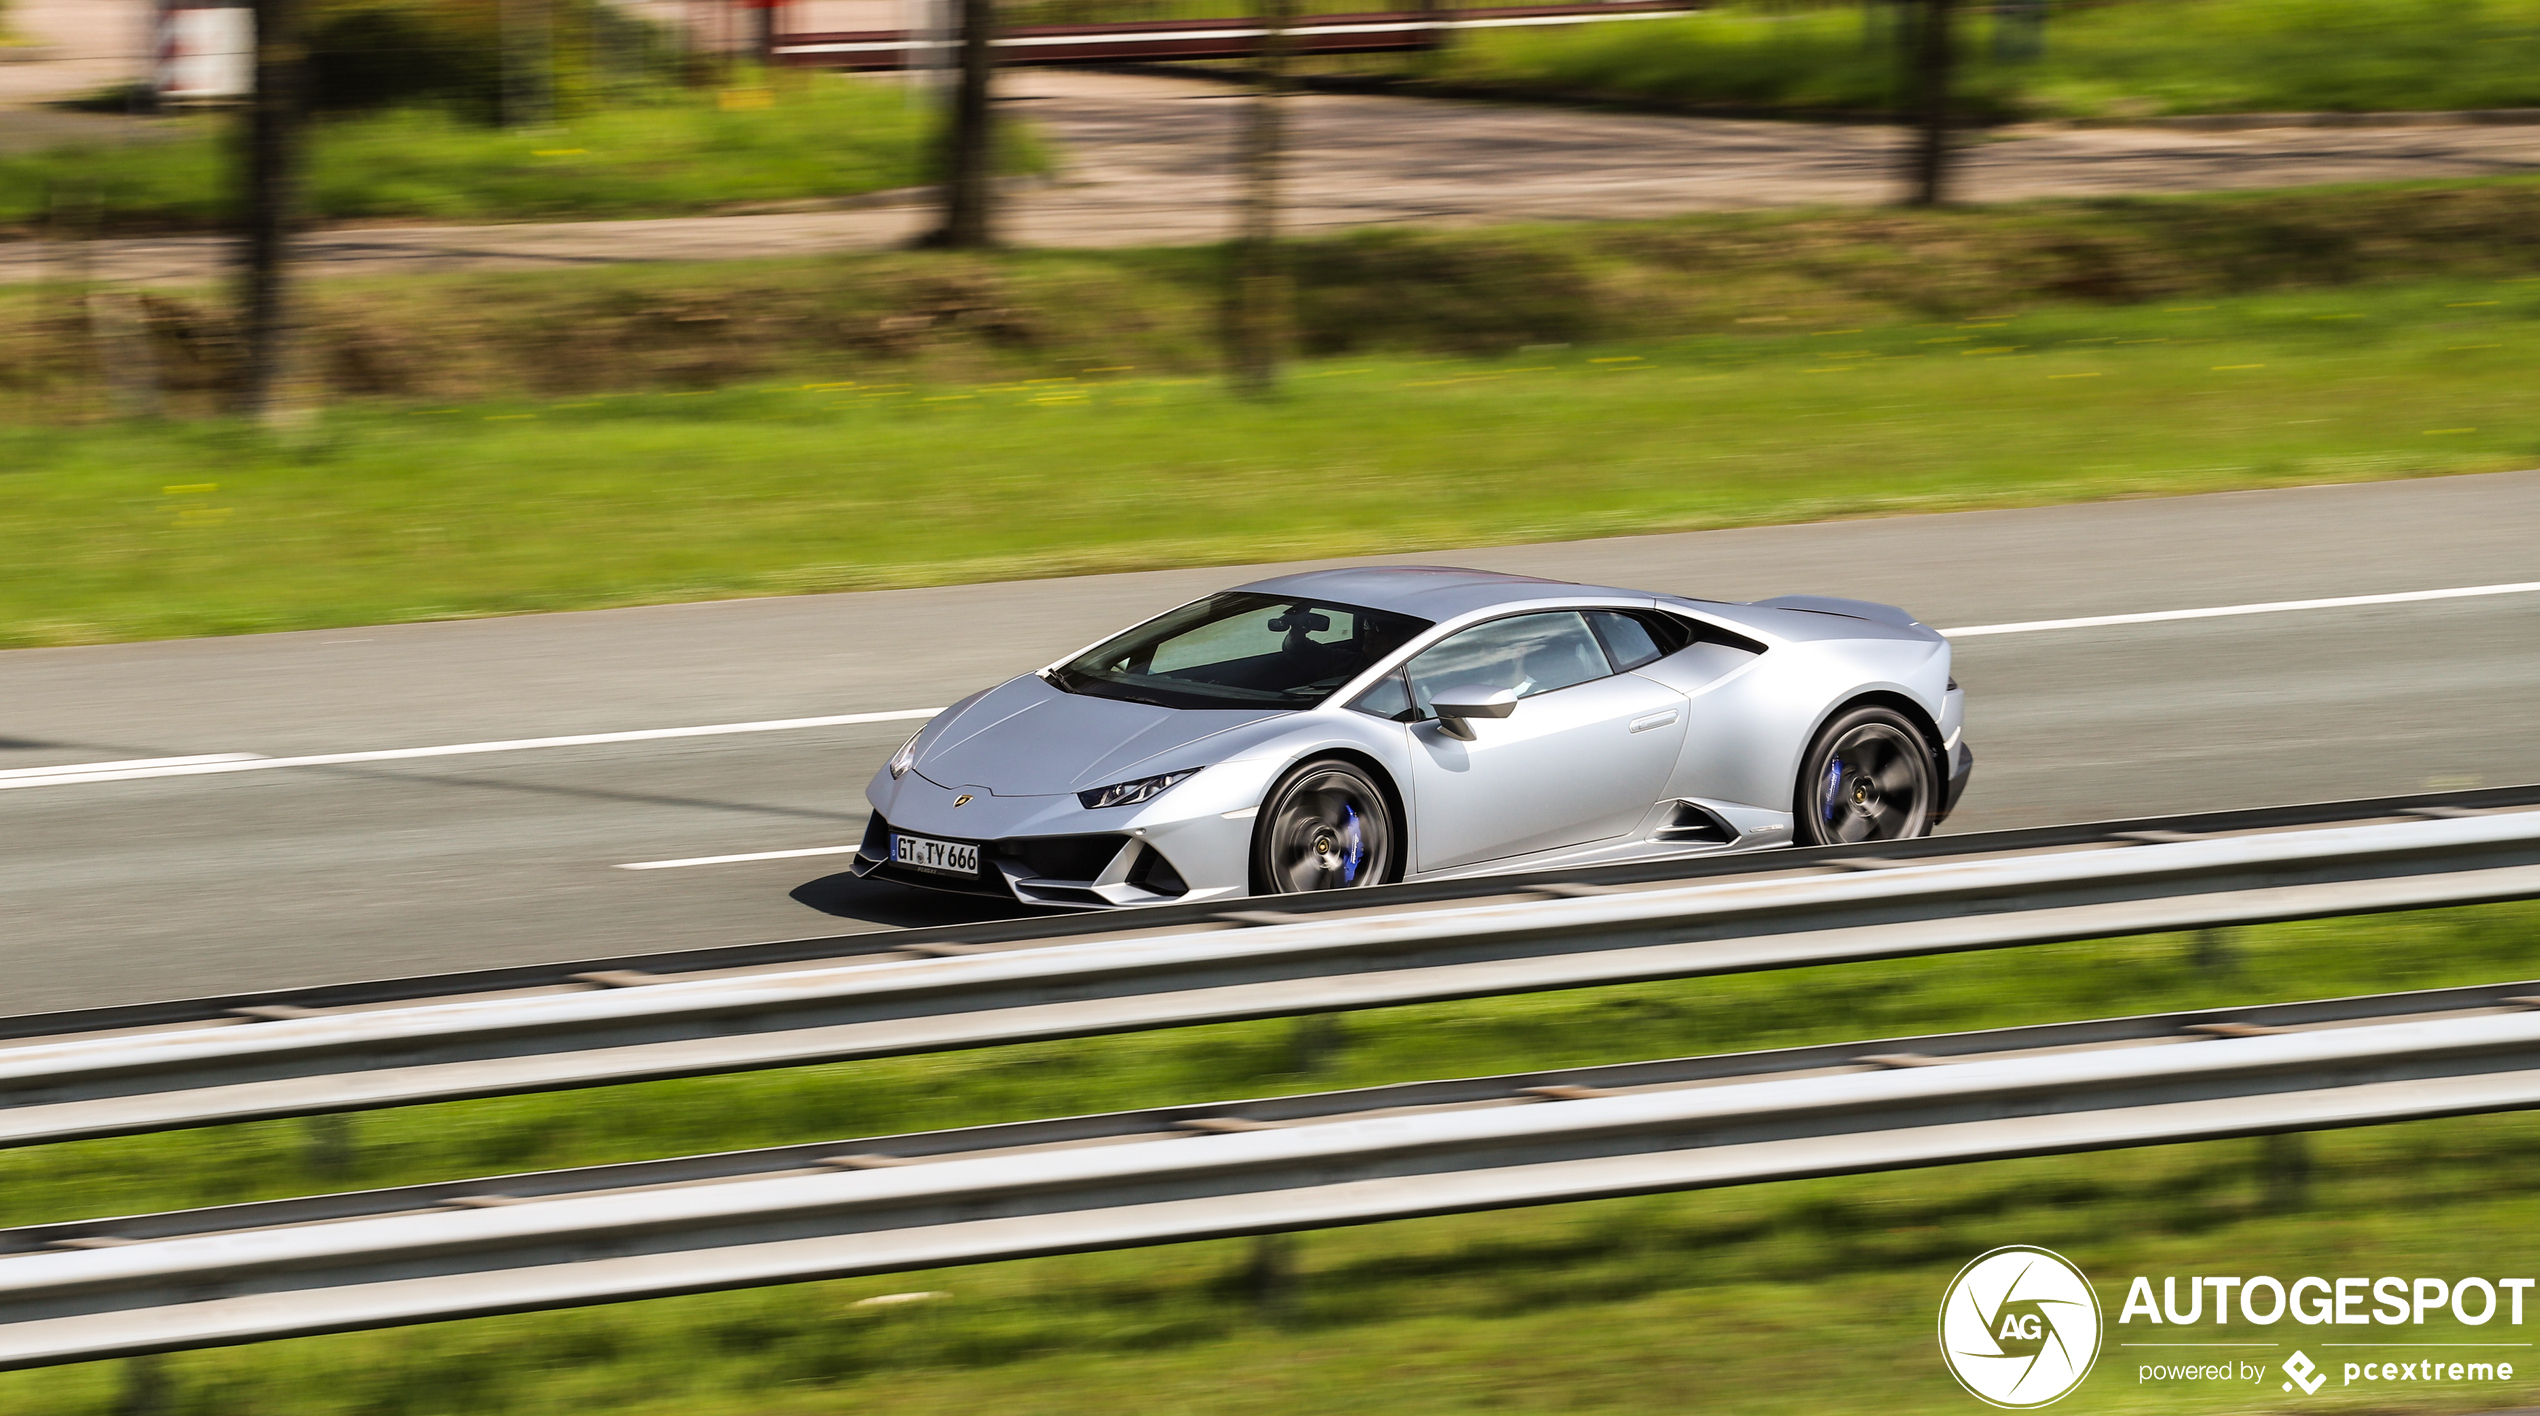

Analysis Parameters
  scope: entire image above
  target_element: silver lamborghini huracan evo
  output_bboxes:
[856,566,1973,909]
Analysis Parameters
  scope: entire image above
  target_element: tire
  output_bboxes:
[1792,705,1938,847]
[1250,759,1400,895]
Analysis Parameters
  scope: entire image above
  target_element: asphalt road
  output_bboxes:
[4,469,2536,1014]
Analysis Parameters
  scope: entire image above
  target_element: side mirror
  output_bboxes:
[1430,685,1519,740]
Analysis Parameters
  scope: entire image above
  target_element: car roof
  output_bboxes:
[1226,565,1645,621]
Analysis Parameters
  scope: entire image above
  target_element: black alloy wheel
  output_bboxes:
[1251,759,1399,895]
[1793,705,1938,846]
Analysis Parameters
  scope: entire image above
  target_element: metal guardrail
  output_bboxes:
[773,4,1702,69]
[8,980,2540,1369]
[3,795,2537,1150]
[18,784,2535,1047]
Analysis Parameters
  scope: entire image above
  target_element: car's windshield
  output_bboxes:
[1051,593,1432,710]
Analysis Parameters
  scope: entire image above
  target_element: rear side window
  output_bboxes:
[1586,611,1664,671]
[1587,609,1712,670]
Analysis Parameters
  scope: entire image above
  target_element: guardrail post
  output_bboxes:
[303,1112,355,1180]
[2263,1131,2310,1210]
[1247,1232,1299,1325]
[2192,927,2234,976]
[113,1354,169,1416]
[1290,1012,1343,1075]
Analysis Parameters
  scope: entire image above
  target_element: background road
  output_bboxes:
[4,468,2536,1013]
[10,67,2540,285]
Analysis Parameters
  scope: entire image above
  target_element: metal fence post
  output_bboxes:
[1246,1231,1299,1325]
[2263,1132,2310,1211]
[2192,927,2234,976]
[303,1112,355,1180]
[1290,1012,1343,1075]
[113,1354,169,1416]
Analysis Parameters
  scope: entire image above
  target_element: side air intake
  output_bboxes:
[1655,802,1738,844]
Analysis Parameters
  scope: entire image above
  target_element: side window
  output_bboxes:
[1586,611,1664,672]
[1403,612,1613,720]
[1349,671,1414,722]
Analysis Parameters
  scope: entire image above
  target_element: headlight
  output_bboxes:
[1077,769,1198,811]
[887,731,922,780]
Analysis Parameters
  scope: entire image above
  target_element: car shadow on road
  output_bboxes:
[790,870,1049,929]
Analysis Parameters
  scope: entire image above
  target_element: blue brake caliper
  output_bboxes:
[1821,756,1844,825]
[1339,803,1363,884]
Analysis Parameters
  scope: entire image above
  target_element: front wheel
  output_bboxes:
[1793,705,1938,846]
[1251,759,1399,895]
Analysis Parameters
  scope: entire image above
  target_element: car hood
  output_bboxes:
[912,673,1287,796]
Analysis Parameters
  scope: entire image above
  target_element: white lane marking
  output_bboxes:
[1940,580,2540,638]
[617,844,864,871]
[0,710,942,792]
[0,753,264,780]
[10,580,2537,797]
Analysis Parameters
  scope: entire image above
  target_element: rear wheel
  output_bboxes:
[1793,705,1937,846]
[1251,759,1399,895]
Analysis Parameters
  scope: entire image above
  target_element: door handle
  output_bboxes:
[1629,710,1680,734]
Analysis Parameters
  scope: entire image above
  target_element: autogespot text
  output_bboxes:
[2123,1274,2527,1391]
[2119,1274,2531,1326]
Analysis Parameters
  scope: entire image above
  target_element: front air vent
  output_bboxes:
[995,834,1130,883]
[1126,843,1190,899]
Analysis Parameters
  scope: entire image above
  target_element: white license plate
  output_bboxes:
[893,832,980,877]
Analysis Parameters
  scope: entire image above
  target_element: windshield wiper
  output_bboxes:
[1065,673,1180,709]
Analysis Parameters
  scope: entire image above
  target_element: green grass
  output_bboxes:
[2,902,2536,1415]
[0,74,1023,231]
[1418,0,2540,120]
[1,270,2534,648]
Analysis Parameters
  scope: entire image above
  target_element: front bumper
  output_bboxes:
[1938,737,1975,823]
[860,758,1274,910]
[853,812,1203,909]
